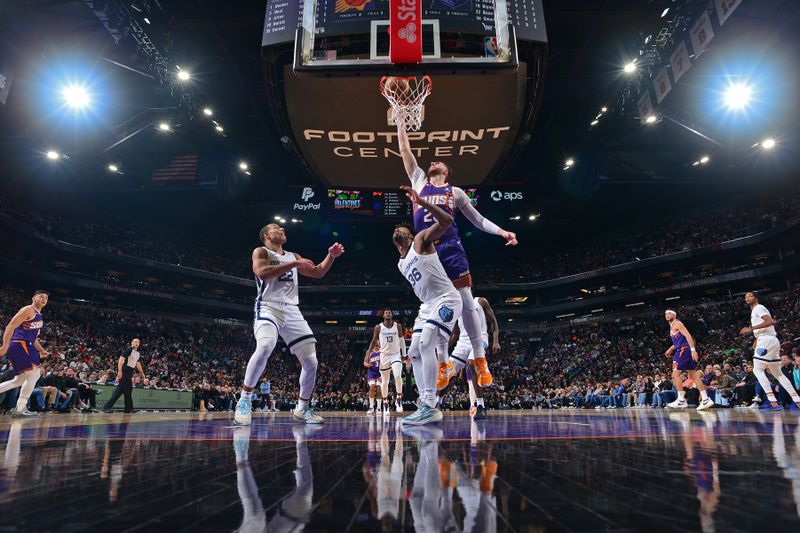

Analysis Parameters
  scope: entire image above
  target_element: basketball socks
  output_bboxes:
[297,399,308,410]
[678,391,686,400]
[700,390,708,401]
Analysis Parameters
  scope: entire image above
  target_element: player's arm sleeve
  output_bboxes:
[453,187,502,235]
[411,167,426,191]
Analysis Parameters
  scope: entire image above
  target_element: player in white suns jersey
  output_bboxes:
[234,223,344,426]
[367,309,407,413]
[393,186,462,426]
[739,291,800,411]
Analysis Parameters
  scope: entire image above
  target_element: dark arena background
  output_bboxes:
[1,0,800,531]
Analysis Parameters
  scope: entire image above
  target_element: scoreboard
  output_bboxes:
[314,187,481,218]
[262,0,547,48]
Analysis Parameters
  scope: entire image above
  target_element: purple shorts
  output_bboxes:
[435,239,471,287]
[672,346,696,371]
[367,369,381,382]
[8,340,40,375]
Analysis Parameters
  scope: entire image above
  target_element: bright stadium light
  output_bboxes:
[203,107,213,116]
[528,215,537,221]
[108,164,119,172]
[177,70,191,81]
[590,119,599,126]
[601,107,608,113]
[46,150,60,160]
[699,155,710,164]
[645,114,658,124]
[215,125,224,132]
[660,8,670,17]
[158,122,171,131]
[565,158,575,168]
[239,161,249,171]
[61,84,91,109]
[761,138,776,150]
[623,60,637,74]
[723,82,753,111]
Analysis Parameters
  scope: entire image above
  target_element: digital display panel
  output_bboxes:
[262,0,547,47]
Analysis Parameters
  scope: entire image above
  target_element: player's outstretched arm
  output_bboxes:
[397,120,419,179]
[402,186,452,251]
[453,187,518,246]
[252,247,306,281]
[295,243,345,279]
[0,305,34,357]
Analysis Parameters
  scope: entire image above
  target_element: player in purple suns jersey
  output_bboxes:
[364,344,383,414]
[663,309,713,411]
[0,290,51,417]
[395,119,517,390]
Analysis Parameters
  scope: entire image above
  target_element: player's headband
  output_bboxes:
[664,309,677,316]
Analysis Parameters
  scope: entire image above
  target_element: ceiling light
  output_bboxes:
[143,17,151,24]
[565,158,575,167]
[645,114,657,124]
[239,162,249,171]
[46,150,60,160]
[699,155,710,164]
[158,122,170,131]
[203,108,213,116]
[215,125,224,132]
[723,83,752,111]
[528,215,537,221]
[274,215,281,221]
[177,70,190,81]
[761,138,776,150]
[623,61,637,74]
[590,119,599,126]
[108,164,119,172]
[601,106,608,113]
[660,8,670,17]
[61,84,90,109]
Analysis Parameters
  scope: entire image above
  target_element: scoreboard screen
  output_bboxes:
[326,189,413,217]
[262,0,546,48]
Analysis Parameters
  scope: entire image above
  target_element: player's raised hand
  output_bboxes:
[499,229,518,246]
[328,242,345,257]
[400,185,421,204]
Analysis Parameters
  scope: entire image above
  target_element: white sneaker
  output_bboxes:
[233,396,252,426]
[367,407,375,415]
[696,397,715,411]
[746,401,762,410]
[667,398,688,409]
[396,402,403,413]
[293,406,324,424]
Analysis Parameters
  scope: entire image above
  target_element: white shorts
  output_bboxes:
[753,335,780,363]
[367,378,382,387]
[380,352,402,371]
[451,336,489,365]
[253,302,315,355]
[411,294,462,340]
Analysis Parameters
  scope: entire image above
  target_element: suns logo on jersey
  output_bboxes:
[25,320,43,330]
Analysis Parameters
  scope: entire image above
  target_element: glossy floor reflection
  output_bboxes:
[0,410,799,532]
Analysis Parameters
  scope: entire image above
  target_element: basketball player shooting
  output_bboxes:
[394,106,517,388]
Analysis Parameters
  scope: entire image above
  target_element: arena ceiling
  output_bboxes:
[0,0,798,243]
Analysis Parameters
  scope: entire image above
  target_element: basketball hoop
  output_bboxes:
[379,75,432,131]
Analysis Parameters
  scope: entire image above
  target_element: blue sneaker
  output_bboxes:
[293,405,324,424]
[234,395,252,426]
[401,406,443,426]
[789,402,800,411]
[759,401,783,412]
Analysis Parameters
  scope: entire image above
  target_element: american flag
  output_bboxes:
[151,155,198,181]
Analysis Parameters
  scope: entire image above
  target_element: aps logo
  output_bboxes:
[491,190,524,202]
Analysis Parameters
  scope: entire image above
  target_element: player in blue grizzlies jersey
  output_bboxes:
[364,346,383,414]
[663,309,713,411]
[395,118,517,389]
[0,290,51,417]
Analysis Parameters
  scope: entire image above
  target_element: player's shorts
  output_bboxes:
[367,377,382,387]
[672,346,697,371]
[253,302,316,354]
[753,334,780,363]
[7,340,40,375]
[434,239,472,288]
[451,336,489,367]
[380,352,402,371]
[411,293,463,341]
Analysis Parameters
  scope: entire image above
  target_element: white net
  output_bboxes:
[379,76,432,132]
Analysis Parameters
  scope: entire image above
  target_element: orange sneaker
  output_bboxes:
[437,361,455,390]
[473,357,493,387]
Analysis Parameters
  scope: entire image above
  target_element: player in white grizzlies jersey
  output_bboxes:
[393,186,463,426]
[739,292,800,411]
[439,296,500,420]
[234,223,344,426]
[367,310,407,413]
